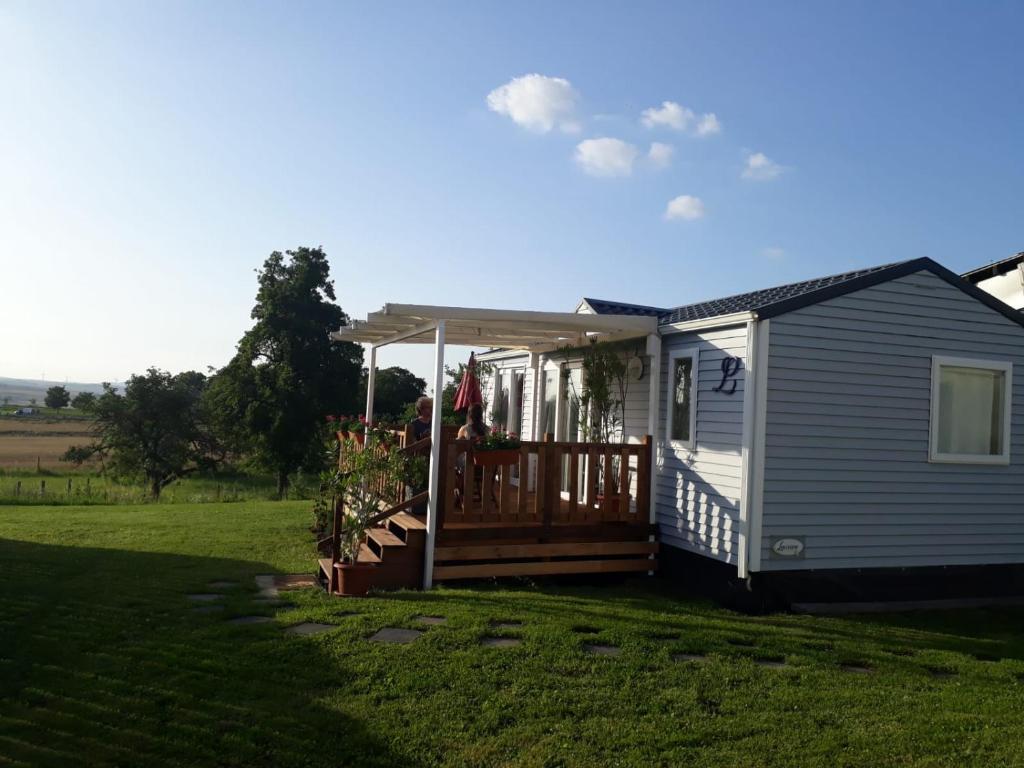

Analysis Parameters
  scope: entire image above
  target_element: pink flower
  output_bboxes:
[326,415,336,423]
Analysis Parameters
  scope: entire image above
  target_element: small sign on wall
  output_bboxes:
[769,536,806,559]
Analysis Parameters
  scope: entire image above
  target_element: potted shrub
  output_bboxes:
[318,441,427,596]
[472,430,522,466]
[350,416,367,446]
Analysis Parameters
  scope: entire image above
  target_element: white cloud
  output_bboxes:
[695,113,721,137]
[486,74,580,133]
[742,152,784,180]
[664,195,706,221]
[647,142,674,169]
[641,101,694,131]
[762,246,785,259]
[574,138,639,177]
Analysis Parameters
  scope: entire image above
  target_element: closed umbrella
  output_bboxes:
[453,352,483,413]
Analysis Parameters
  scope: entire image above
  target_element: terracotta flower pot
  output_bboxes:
[337,430,350,441]
[336,561,375,596]
[353,432,365,446]
[473,448,519,466]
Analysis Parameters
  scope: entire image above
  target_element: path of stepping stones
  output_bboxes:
[180,577,983,675]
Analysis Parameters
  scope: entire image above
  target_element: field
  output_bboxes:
[0,413,94,469]
[2,502,1024,767]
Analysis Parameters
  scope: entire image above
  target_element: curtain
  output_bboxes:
[937,366,1005,455]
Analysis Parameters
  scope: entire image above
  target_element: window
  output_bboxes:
[930,356,1012,465]
[666,348,698,448]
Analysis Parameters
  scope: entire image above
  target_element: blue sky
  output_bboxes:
[2,1,1022,386]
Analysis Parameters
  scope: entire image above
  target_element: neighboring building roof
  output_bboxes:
[578,298,666,317]
[962,252,1024,283]
[584,257,1024,330]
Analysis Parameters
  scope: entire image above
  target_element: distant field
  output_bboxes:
[0,415,94,468]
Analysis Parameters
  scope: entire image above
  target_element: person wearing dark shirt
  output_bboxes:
[407,397,432,514]
[410,396,432,440]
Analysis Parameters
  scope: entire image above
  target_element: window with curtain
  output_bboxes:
[667,349,698,446]
[931,356,1012,464]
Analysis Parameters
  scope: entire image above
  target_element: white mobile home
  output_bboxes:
[336,256,1024,605]
[475,257,1024,603]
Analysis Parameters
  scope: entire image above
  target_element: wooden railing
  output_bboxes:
[438,435,652,530]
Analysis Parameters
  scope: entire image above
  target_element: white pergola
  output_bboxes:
[332,303,662,588]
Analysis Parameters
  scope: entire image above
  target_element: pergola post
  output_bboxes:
[645,333,661,574]
[422,320,445,589]
[364,345,377,426]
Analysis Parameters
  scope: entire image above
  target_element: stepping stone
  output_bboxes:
[490,620,523,630]
[572,626,600,634]
[974,653,1001,663]
[672,652,706,663]
[277,574,317,590]
[927,667,956,679]
[413,615,447,625]
[887,647,915,657]
[254,575,278,598]
[227,616,274,625]
[840,663,872,674]
[584,644,620,656]
[287,622,336,636]
[481,636,522,648]
[727,638,756,647]
[191,605,224,614]
[650,633,681,642]
[186,594,224,602]
[252,598,292,607]
[369,627,423,644]
[755,658,788,669]
[208,581,238,589]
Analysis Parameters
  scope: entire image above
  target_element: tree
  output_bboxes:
[71,391,97,411]
[205,247,363,497]
[61,369,219,499]
[359,366,426,423]
[45,386,70,409]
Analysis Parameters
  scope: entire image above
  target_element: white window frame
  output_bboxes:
[665,347,699,450]
[929,355,1012,466]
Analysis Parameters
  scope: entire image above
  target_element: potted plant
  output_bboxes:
[560,339,636,513]
[335,414,351,440]
[318,442,426,596]
[350,415,367,446]
[472,430,522,466]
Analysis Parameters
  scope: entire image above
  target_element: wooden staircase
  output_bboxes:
[318,508,428,594]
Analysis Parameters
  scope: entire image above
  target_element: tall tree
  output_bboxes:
[206,247,363,496]
[71,391,97,411]
[62,369,218,498]
[359,366,426,422]
[44,385,70,409]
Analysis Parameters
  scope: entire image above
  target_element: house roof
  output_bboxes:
[578,298,666,317]
[584,257,1024,330]
[962,252,1024,283]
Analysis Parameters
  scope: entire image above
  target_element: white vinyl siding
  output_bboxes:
[656,325,748,566]
[759,270,1024,571]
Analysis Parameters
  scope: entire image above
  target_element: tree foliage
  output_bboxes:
[359,366,426,423]
[61,369,219,498]
[205,247,363,497]
[44,385,70,409]
[71,391,97,411]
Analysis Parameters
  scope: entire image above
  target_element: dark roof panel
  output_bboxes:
[658,263,899,324]
[580,298,666,317]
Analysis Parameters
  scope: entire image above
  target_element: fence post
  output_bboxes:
[329,497,343,593]
[40,480,46,497]
[67,478,72,497]
[15,481,21,498]
[542,433,556,535]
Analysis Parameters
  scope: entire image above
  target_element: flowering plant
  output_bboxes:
[475,430,521,451]
[349,415,367,434]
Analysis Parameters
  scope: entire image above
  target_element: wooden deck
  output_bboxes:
[319,431,657,593]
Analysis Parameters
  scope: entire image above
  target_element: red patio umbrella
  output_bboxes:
[453,352,483,414]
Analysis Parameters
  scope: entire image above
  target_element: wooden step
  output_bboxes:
[356,543,381,564]
[367,528,404,548]
[388,511,426,531]
[433,557,656,581]
[434,541,658,562]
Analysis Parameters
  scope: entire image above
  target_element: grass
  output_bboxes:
[2,504,1024,767]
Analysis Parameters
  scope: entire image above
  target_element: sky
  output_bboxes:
[2,1,1023,389]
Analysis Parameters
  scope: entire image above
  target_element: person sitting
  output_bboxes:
[409,396,433,441]
[455,403,491,506]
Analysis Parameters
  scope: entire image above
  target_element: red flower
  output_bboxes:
[358,415,367,424]
[326,415,336,423]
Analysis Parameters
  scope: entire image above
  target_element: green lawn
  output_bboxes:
[2,504,1023,767]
